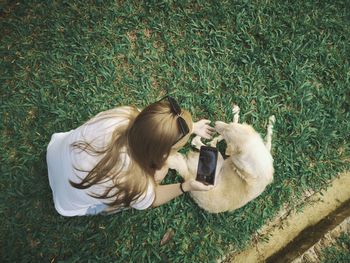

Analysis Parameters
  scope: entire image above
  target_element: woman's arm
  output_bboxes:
[151,180,213,207]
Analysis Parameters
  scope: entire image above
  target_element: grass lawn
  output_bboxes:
[321,233,350,263]
[1,0,349,261]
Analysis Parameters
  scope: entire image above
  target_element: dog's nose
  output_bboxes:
[215,121,227,133]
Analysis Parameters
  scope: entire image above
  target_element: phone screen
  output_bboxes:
[196,146,218,185]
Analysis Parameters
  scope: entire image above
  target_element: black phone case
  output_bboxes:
[196,146,218,185]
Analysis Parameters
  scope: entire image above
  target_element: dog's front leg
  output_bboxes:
[167,152,191,180]
[191,135,205,150]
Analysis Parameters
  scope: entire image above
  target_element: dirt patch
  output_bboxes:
[222,171,350,263]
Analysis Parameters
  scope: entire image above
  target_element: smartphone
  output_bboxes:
[196,146,218,185]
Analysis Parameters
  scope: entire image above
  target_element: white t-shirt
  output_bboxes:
[46,107,155,217]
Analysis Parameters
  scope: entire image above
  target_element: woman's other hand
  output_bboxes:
[192,119,215,139]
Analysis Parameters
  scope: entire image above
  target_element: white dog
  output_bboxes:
[168,105,275,213]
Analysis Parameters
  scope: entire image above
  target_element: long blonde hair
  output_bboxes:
[70,100,192,208]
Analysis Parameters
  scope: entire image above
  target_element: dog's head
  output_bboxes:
[215,121,273,181]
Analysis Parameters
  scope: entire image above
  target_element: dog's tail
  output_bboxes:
[265,115,275,152]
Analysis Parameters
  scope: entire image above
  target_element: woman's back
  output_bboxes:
[46,106,154,216]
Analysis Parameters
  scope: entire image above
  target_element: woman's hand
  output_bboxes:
[182,179,214,192]
[154,165,169,184]
[151,179,214,207]
[192,119,215,139]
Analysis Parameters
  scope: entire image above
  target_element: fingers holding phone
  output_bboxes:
[196,146,218,185]
[179,145,219,192]
[187,179,214,191]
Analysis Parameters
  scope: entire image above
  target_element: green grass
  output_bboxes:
[1,0,349,261]
[321,233,350,263]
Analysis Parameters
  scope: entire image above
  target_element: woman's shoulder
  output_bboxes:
[83,106,138,128]
[91,106,139,121]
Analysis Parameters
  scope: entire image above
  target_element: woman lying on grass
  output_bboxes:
[46,96,214,216]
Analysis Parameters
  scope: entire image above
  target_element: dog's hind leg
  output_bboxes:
[232,104,240,123]
[191,135,205,150]
[265,115,275,152]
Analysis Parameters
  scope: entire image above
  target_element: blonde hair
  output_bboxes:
[70,100,193,209]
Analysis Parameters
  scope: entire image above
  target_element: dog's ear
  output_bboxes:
[233,146,242,155]
[227,145,242,156]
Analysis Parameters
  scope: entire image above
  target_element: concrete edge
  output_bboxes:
[222,171,350,263]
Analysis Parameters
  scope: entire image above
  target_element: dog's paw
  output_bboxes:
[232,104,240,115]
[269,115,276,125]
[209,135,223,147]
[191,135,205,150]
